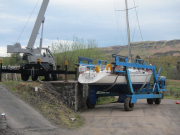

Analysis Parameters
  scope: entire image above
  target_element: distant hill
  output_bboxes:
[101,39,180,58]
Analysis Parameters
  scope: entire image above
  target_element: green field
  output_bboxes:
[165,79,180,99]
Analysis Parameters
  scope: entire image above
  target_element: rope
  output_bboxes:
[17,0,40,42]
[139,73,151,90]
[102,75,119,92]
[133,0,149,64]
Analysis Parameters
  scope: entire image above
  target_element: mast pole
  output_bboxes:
[125,0,131,63]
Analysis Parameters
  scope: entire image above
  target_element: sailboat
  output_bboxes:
[78,60,152,92]
[78,0,152,98]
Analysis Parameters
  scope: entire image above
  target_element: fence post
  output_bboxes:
[0,60,2,81]
[65,61,68,81]
[75,65,77,80]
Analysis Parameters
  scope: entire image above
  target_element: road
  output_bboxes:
[0,84,180,135]
[78,99,180,135]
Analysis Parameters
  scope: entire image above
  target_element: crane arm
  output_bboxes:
[27,0,49,49]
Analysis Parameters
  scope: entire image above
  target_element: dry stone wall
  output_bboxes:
[50,81,88,112]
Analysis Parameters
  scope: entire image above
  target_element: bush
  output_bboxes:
[2,53,27,66]
[51,36,108,71]
[167,67,180,80]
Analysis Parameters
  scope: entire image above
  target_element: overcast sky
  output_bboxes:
[0,0,180,56]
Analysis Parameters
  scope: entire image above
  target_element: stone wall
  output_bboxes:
[50,81,88,112]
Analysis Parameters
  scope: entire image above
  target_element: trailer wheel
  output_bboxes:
[86,96,96,109]
[32,76,38,81]
[155,98,161,105]
[124,97,134,111]
[21,75,29,81]
[147,99,154,104]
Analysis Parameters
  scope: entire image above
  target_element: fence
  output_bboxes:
[1,73,21,81]
[1,66,21,81]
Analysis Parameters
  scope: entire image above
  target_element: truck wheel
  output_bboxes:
[147,99,154,104]
[155,98,161,105]
[52,74,58,81]
[32,76,38,81]
[124,97,134,111]
[21,75,29,81]
[86,96,96,109]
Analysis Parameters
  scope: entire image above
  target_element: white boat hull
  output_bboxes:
[79,70,151,85]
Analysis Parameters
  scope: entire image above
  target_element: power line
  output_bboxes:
[17,0,40,43]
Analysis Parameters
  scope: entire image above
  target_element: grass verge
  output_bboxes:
[0,81,84,129]
[164,96,180,100]
[96,96,117,105]
[164,79,180,99]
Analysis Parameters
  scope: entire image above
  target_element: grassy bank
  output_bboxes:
[164,79,180,99]
[0,81,84,129]
[96,96,117,105]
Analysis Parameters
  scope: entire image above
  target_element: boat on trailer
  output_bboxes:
[78,0,152,94]
[78,55,152,93]
[77,55,166,111]
[77,0,166,111]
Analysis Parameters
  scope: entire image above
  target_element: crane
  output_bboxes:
[6,0,57,81]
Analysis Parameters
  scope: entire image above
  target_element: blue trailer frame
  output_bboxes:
[77,54,166,111]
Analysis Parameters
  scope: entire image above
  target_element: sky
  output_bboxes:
[0,0,180,56]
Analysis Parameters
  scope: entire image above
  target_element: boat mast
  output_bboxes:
[125,0,131,63]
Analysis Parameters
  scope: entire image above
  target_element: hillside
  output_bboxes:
[102,39,180,57]
[101,39,180,65]
[2,39,180,67]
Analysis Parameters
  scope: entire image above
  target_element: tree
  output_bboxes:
[51,36,108,71]
[2,53,22,66]
[176,61,180,74]
[9,53,21,65]
[136,55,141,59]
[22,54,29,62]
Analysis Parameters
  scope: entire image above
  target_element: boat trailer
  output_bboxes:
[77,54,166,111]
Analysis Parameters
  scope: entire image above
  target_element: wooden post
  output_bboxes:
[75,83,78,112]
[65,61,68,81]
[0,60,2,81]
[75,65,77,80]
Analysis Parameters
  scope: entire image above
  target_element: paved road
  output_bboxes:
[78,99,180,135]
[0,84,180,135]
[0,84,59,134]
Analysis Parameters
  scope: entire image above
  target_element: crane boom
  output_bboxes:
[7,0,55,65]
[27,0,49,49]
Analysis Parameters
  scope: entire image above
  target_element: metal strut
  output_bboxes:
[125,68,134,94]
